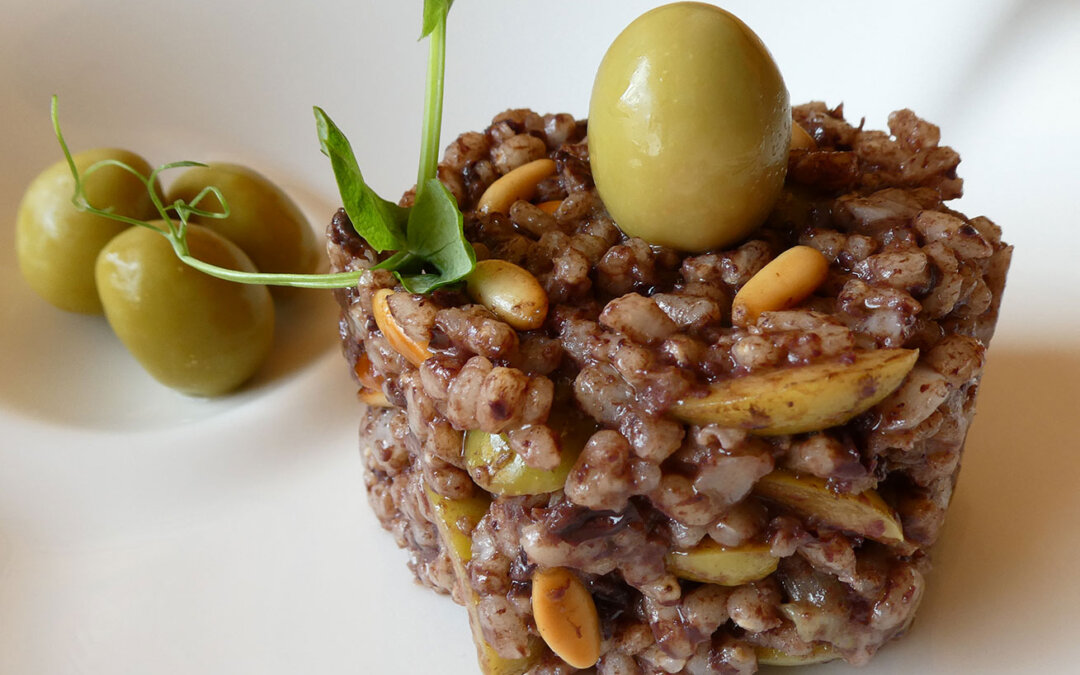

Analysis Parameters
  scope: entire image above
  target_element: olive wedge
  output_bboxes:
[425,486,490,568]
[425,487,542,675]
[464,422,591,497]
[666,540,779,586]
[671,349,919,435]
[754,471,905,547]
[756,644,837,666]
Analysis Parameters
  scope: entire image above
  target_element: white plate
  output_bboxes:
[2,1,1078,673]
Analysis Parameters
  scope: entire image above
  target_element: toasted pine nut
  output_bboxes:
[371,288,432,366]
[536,200,562,215]
[358,387,391,407]
[355,351,391,406]
[732,245,828,327]
[466,259,548,330]
[477,158,557,214]
[532,567,601,669]
[791,121,816,150]
[353,352,384,390]
[470,241,491,261]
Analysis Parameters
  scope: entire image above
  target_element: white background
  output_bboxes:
[1,1,1078,673]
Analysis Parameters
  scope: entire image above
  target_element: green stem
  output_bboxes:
[51,95,367,291]
[373,249,417,270]
[416,13,446,193]
[177,253,363,289]
[51,96,81,193]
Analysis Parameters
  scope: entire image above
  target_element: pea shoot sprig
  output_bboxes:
[315,0,473,293]
[52,97,364,290]
[56,0,473,293]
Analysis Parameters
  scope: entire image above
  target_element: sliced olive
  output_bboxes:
[464,420,593,496]
[665,540,779,586]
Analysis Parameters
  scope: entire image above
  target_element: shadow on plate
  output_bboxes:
[0,273,343,433]
[0,169,347,433]
[903,344,1080,662]
[760,344,1080,672]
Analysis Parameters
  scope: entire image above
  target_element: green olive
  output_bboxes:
[166,163,319,280]
[95,223,274,396]
[464,420,594,496]
[588,2,790,251]
[16,148,160,313]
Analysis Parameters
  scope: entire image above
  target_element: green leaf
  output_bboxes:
[309,4,471,294]
[421,0,453,39]
[314,106,407,252]
[394,178,474,293]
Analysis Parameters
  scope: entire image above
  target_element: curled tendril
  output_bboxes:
[50,95,363,290]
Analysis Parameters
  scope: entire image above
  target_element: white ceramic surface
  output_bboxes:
[2,1,1078,673]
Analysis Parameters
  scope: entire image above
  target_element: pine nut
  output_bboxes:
[532,567,601,669]
[465,259,548,330]
[791,121,816,150]
[358,387,391,407]
[354,349,390,406]
[353,352,384,390]
[477,158,557,214]
[536,200,562,215]
[371,288,432,366]
[732,245,828,327]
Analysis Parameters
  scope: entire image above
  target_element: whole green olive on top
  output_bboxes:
[588,2,790,252]
[95,223,274,396]
[16,148,161,313]
[166,163,319,282]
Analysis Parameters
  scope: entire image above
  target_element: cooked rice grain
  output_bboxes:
[334,103,1010,673]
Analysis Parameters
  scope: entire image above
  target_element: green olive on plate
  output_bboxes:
[166,163,319,280]
[16,148,161,313]
[589,2,790,252]
[95,223,274,396]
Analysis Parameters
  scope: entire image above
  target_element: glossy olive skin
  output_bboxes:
[166,163,319,279]
[96,224,274,396]
[16,148,160,313]
[589,2,790,251]
[465,420,594,496]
